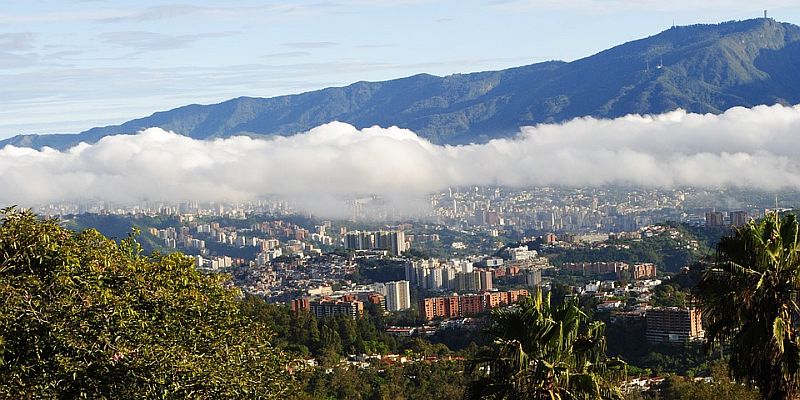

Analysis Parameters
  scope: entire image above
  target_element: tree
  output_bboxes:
[465,290,627,400]
[0,208,296,399]
[696,212,800,400]
[658,361,759,400]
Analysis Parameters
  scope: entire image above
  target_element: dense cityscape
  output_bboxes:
[5,186,790,397]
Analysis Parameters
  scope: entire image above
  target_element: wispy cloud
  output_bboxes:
[3,105,800,217]
[357,43,397,48]
[0,3,339,25]
[261,51,313,59]
[0,32,35,51]
[98,30,239,52]
[97,4,208,23]
[283,41,338,49]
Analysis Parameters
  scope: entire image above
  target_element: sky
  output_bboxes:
[2,0,800,139]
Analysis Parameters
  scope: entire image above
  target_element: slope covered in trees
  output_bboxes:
[0,208,295,399]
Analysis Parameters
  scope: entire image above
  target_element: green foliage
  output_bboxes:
[696,212,800,400]
[401,248,432,259]
[466,290,627,400]
[355,258,407,283]
[0,208,296,399]
[548,233,703,273]
[296,361,469,400]
[63,213,177,254]
[650,283,688,307]
[657,361,759,400]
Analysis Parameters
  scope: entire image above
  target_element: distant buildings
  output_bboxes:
[384,280,411,311]
[730,210,750,227]
[525,268,542,286]
[561,261,656,280]
[645,307,704,343]
[418,290,529,321]
[291,297,365,319]
[705,211,725,227]
[506,245,537,261]
[562,261,629,278]
[344,230,407,256]
[631,263,657,280]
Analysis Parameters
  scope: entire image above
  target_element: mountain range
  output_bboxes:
[3,18,800,149]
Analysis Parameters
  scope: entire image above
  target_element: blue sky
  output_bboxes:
[2,0,800,139]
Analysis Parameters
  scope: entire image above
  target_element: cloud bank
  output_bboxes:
[2,104,800,217]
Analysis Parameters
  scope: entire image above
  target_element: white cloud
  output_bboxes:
[2,104,800,217]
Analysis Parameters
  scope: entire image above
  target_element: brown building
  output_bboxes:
[632,263,657,280]
[705,211,725,227]
[290,297,310,312]
[419,296,460,320]
[507,289,529,303]
[646,307,704,343]
[366,293,385,306]
[419,290,530,320]
[730,211,750,227]
[485,292,506,309]
[460,295,485,316]
[340,294,358,302]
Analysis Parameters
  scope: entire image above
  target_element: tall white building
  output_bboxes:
[345,230,406,256]
[385,280,411,311]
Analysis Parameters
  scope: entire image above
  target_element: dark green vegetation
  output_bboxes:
[298,360,469,400]
[544,224,713,274]
[466,291,627,400]
[4,19,800,149]
[6,207,798,399]
[627,361,759,400]
[241,295,444,363]
[241,295,478,399]
[696,212,800,400]
[63,213,179,254]
[0,208,295,399]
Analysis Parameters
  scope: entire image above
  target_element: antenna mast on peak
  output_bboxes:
[764,10,768,19]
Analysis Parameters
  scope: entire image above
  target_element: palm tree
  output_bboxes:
[696,212,800,400]
[465,290,626,400]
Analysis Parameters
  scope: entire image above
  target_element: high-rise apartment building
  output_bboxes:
[291,297,364,319]
[344,230,406,256]
[705,211,725,227]
[646,307,704,343]
[418,290,529,320]
[730,210,750,227]
[385,280,411,311]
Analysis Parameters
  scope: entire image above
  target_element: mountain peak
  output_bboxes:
[3,19,800,150]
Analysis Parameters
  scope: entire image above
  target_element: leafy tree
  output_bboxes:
[696,212,800,400]
[466,289,627,400]
[657,361,759,400]
[0,208,296,399]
